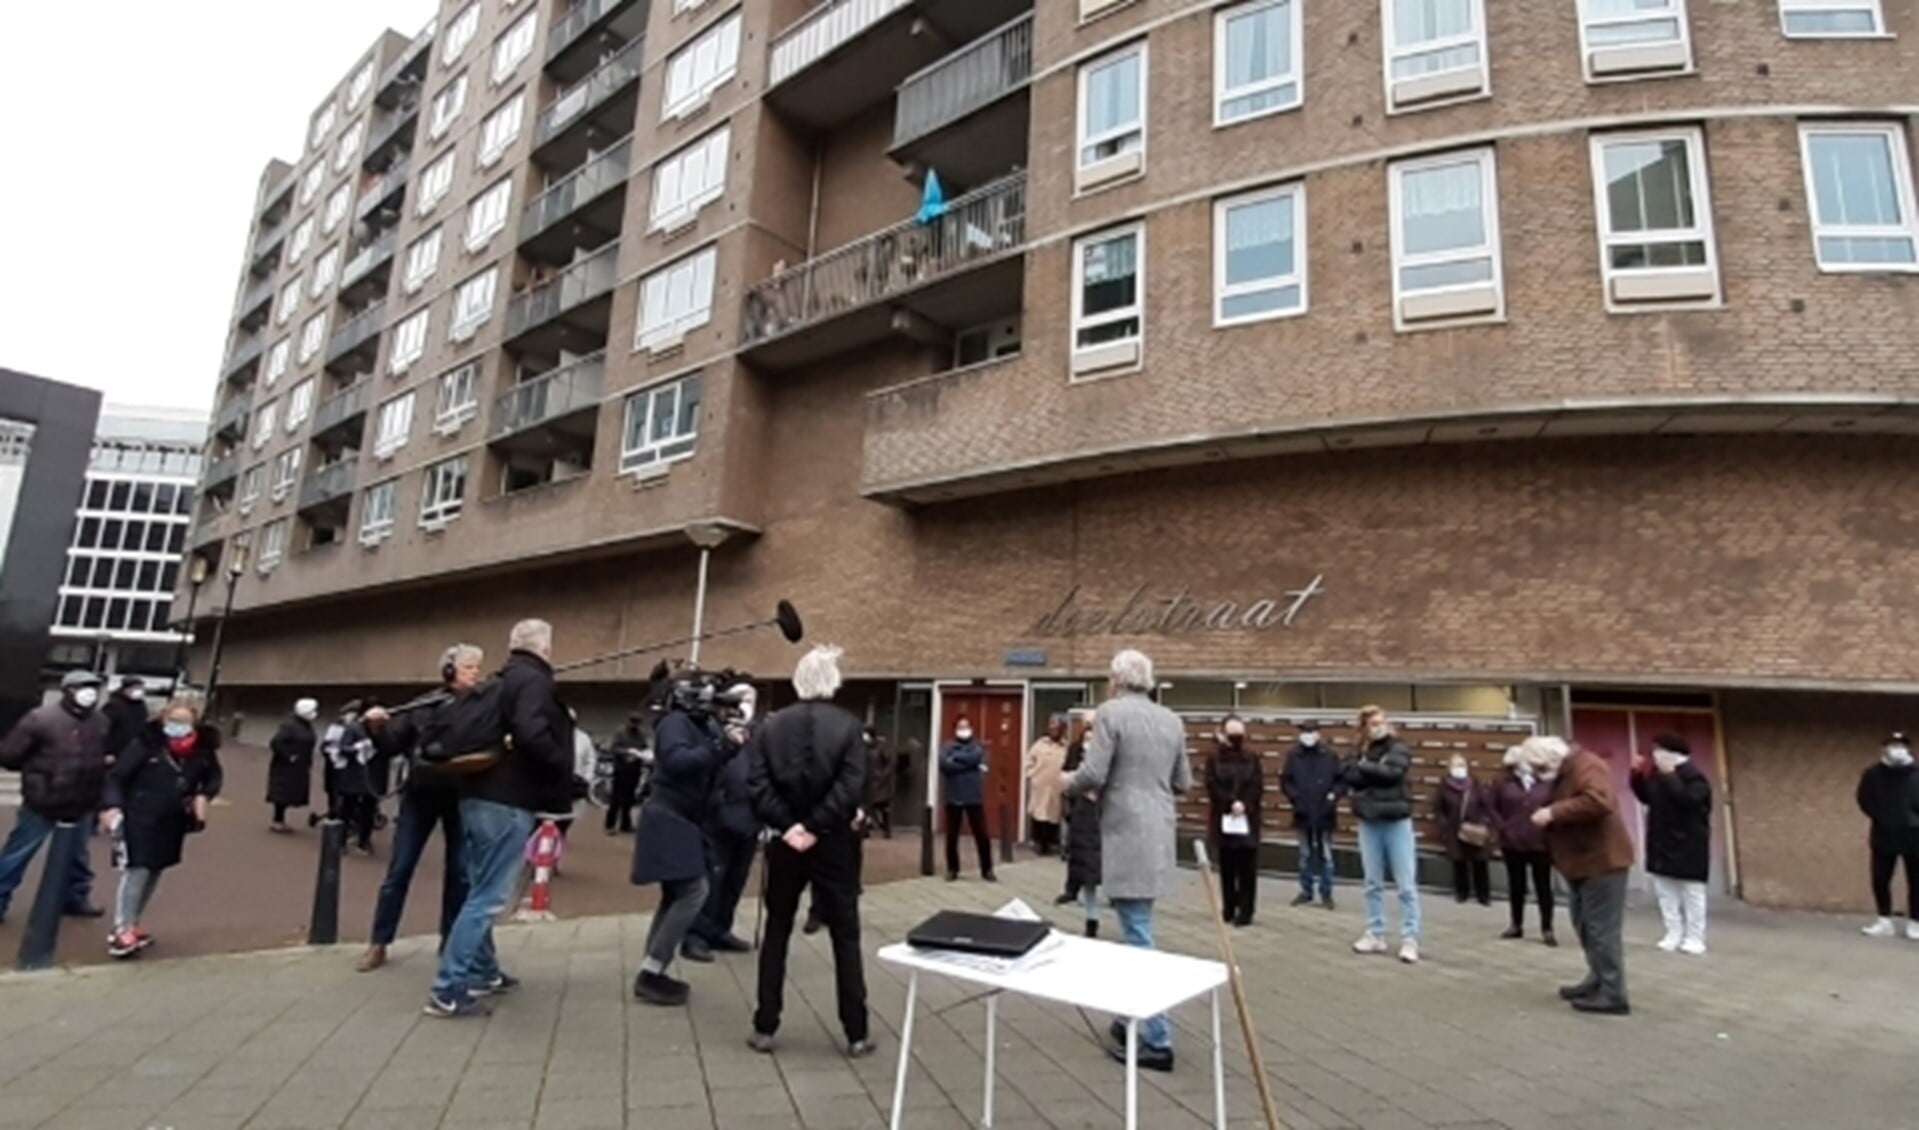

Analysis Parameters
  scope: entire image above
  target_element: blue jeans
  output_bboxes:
[1110,899,1171,1051]
[1298,827,1335,899]
[0,807,94,914]
[370,788,466,947]
[1357,819,1421,942]
[431,799,533,999]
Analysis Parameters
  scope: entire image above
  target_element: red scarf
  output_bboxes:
[166,732,198,756]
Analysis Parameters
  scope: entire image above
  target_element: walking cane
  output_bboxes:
[1192,839,1285,1130]
[751,829,771,950]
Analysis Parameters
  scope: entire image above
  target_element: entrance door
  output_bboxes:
[937,687,1025,840]
[1572,706,1727,889]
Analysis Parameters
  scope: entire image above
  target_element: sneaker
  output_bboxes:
[470,973,520,997]
[633,970,690,1007]
[1398,940,1420,965]
[1862,917,1897,938]
[747,1032,777,1055]
[423,992,488,1019]
[1907,920,1919,942]
[107,929,141,959]
[1656,933,1681,953]
[1351,933,1388,955]
[1678,939,1707,956]
[847,1038,878,1059]
[1291,893,1314,907]
[132,928,155,952]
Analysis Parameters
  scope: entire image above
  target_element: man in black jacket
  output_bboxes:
[104,677,149,761]
[0,671,111,923]
[605,712,648,834]
[746,645,872,1058]
[1280,721,1344,909]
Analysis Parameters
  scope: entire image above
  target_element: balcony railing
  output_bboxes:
[224,332,266,375]
[894,14,1033,148]
[253,212,290,256]
[236,276,275,319]
[260,169,296,214]
[299,460,358,511]
[190,518,225,551]
[507,241,619,338]
[326,300,387,363]
[491,351,606,439]
[771,0,910,87]
[548,0,633,61]
[359,156,410,219]
[743,171,1027,345]
[311,381,371,438]
[535,37,643,148]
[377,16,436,102]
[203,453,239,489]
[340,230,398,289]
[520,137,631,244]
[213,394,252,438]
[365,98,420,168]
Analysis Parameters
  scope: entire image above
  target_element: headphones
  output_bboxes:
[442,661,457,684]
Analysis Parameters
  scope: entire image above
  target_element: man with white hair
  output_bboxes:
[1524,736,1635,1016]
[1062,648,1193,1074]
[747,645,873,1058]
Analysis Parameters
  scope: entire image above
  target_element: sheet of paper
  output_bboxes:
[1221,814,1251,836]
[994,898,1042,922]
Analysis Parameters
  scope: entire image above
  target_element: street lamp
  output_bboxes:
[170,556,211,688]
[685,523,731,668]
[203,546,249,708]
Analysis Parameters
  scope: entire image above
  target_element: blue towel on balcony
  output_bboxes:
[916,170,948,224]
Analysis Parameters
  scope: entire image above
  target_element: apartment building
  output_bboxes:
[187,0,1919,911]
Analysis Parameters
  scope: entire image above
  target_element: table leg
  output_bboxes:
[1125,1018,1139,1130]
[1211,987,1226,1130]
[889,971,919,1130]
[983,992,999,1128]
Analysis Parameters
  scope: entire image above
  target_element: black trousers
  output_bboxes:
[1568,871,1629,1005]
[756,834,868,1042]
[605,758,643,832]
[1504,850,1556,932]
[1031,819,1060,856]
[869,801,892,838]
[1869,842,1919,917]
[1219,844,1259,924]
[1452,858,1492,904]
[945,804,993,878]
[330,793,377,850]
[694,829,757,942]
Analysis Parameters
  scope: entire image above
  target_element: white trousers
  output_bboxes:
[1652,876,1708,946]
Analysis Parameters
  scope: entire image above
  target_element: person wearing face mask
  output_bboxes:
[0,671,112,925]
[1856,732,1919,940]
[1206,717,1265,927]
[267,698,320,833]
[1345,705,1422,963]
[103,677,151,768]
[98,695,224,958]
[1488,746,1557,945]
[939,716,995,883]
[1525,737,1635,1016]
[685,683,763,963]
[1434,754,1493,907]
[1280,721,1342,908]
[1630,734,1713,956]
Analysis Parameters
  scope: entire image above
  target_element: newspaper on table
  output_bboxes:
[909,897,1068,977]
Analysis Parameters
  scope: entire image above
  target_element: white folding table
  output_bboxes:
[877,934,1230,1130]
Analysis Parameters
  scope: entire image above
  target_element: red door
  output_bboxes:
[1572,707,1726,884]
[937,688,1025,840]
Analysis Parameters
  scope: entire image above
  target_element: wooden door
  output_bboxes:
[937,688,1025,839]
[1573,706,1728,887]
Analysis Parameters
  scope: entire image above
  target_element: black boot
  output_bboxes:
[1084,920,1099,939]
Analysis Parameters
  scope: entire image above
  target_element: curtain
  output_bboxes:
[1226,2,1290,90]
[1395,0,1471,46]
[1811,134,1902,227]
[1400,162,1484,254]
[1084,53,1141,138]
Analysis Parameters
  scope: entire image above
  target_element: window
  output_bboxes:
[435,363,480,430]
[390,309,431,374]
[1215,0,1300,126]
[404,227,444,294]
[239,465,264,513]
[1077,44,1146,191]
[651,125,730,231]
[359,479,397,545]
[430,72,469,140]
[322,184,352,234]
[1578,0,1693,79]
[636,246,718,352]
[276,280,300,326]
[309,102,337,152]
[264,339,291,386]
[492,12,537,84]
[674,0,714,11]
[465,178,513,250]
[1382,0,1489,111]
[1800,124,1919,270]
[271,447,303,502]
[620,375,703,473]
[420,456,469,526]
[450,267,499,340]
[258,520,288,571]
[348,59,375,107]
[1779,0,1886,36]
[443,3,480,63]
[298,311,329,363]
[1388,147,1504,327]
[1214,185,1306,325]
[663,11,741,120]
[298,163,325,206]
[252,401,279,450]
[418,152,455,215]
[1070,226,1144,376]
[1590,129,1720,306]
[286,378,318,431]
[311,245,342,297]
[374,392,416,458]
[334,118,366,172]
[289,216,316,261]
[478,91,526,168]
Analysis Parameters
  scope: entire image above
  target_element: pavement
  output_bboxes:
[2,856,1916,1130]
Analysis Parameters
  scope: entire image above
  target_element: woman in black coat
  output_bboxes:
[1206,718,1265,927]
[266,700,319,833]
[1631,734,1713,955]
[629,704,722,1005]
[1433,754,1493,906]
[99,699,223,959]
[1057,740,1104,937]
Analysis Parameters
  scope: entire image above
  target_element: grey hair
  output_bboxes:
[792,645,844,702]
[508,619,553,657]
[440,643,484,672]
[1110,649,1156,693]
[1514,735,1571,771]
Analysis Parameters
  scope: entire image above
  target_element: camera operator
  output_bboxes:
[747,645,873,1058]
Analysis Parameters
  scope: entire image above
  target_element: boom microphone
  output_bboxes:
[775,599,803,644]
[551,599,806,675]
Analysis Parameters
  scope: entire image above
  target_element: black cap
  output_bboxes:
[1298,720,1320,732]
[1888,732,1909,746]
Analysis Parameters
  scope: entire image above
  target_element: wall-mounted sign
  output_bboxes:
[1028,575,1325,639]
[1003,648,1049,668]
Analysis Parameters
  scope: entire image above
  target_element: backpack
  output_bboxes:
[415,678,509,775]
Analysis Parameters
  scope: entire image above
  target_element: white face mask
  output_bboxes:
[1299,733,1320,748]
[1653,750,1686,773]
[1449,765,1468,780]
[1368,724,1390,741]
[956,729,973,742]
[71,688,99,710]
[1887,745,1913,767]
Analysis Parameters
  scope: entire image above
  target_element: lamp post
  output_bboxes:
[203,547,249,707]
[685,523,732,668]
[171,556,210,688]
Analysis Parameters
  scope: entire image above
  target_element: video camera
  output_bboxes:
[657,665,751,725]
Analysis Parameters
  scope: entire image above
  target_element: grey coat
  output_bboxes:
[1064,692,1193,901]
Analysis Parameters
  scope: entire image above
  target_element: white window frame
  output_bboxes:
[289,216,316,261]
[443,3,480,64]
[419,456,469,528]
[635,245,718,353]
[417,152,455,216]
[390,309,431,375]
[662,11,742,121]
[620,375,703,475]
[239,465,264,515]
[651,125,731,233]
[1069,224,1146,378]
[298,311,329,364]
[1798,122,1919,273]
[434,363,481,432]
[310,245,342,297]
[374,392,416,460]
[404,227,444,295]
[286,378,318,432]
[322,184,352,234]
[1075,43,1147,192]
[492,11,538,85]
[257,519,288,572]
[1577,0,1694,81]
[1387,146,1505,330]
[298,163,325,207]
[477,90,526,169]
[270,447,303,502]
[264,339,291,387]
[348,59,375,108]
[1778,0,1888,37]
[359,479,397,546]
[1213,184,1308,327]
[252,401,279,450]
[673,0,715,11]
[1588,127,1722,309]
[1380,0,1490,113]
[465,178,513,251]
[333,118,366,173]
[276,280,301,327]
[1214,0,1302,128]
[450,268,499,342]
[309,103,337,153]
[430,73,470,141]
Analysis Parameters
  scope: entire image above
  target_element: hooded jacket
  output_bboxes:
[0,700,110,822]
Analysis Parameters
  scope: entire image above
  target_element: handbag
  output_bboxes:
[1456,787,1494,849]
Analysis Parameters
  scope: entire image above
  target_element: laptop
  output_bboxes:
[906,910,1053,958]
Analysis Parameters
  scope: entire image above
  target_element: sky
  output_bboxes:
[0,0,438,416]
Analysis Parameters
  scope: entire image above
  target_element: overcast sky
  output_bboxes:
[0,1,438,416]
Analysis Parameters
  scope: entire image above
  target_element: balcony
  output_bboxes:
[546,0,647,85]
[190,517,226,552]
[325,300,387,376]
[490,351,604,458]
[375,17,434,109]
[506,241,618,354]
[519,137,631,262]
[259,168,295,219]
[338,230,397,304]
[363,96,420,173]
[203,452,240,493]
[358,156,410,227]
[249,215,287,278]
[298,459,358,514]
[742,172,1027,369]
[310,381,372,447]
[212,394,252,442]
[890,14,1032,188]
[767,0,1030,131]
[532,37,642,172]
[235,275,275,331]
[224,331,267,379]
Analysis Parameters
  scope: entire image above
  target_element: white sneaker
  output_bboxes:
[1398,939,1420,964]
[1351,933,1388,955]
[1678,939,1707,956]
[1907,920,1919,941]
[1862,917,1897,938]
[1656,933,1681,952]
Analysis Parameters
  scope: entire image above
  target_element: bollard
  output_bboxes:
[919,805,934,877]
[17,821,84,972]
[998,802,1014,865]
[514,819,562,923]
[308,820,345,946]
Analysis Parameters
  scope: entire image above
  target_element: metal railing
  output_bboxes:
[253,213,290,258]
[340,230,397,289]
[225,332,266,374]
[359,155,411,218]
[203,453,239,488]
[520,137,631,243]
[326,300,387,362]
[366,97,420,162]
[299,460,358,510]
[491,351,606,439]
[260,169,296,213]
[379,16,436,96]
[894,14,1033,148]
[236,276,275,318]
[311,381,371,437]
[190,518,225,550]
[535,37,643,148]
[506,241,619,338]
[548,0,633,61]
[743,171,1027,345]
[771,0,910,87]
[213,394,252,437]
